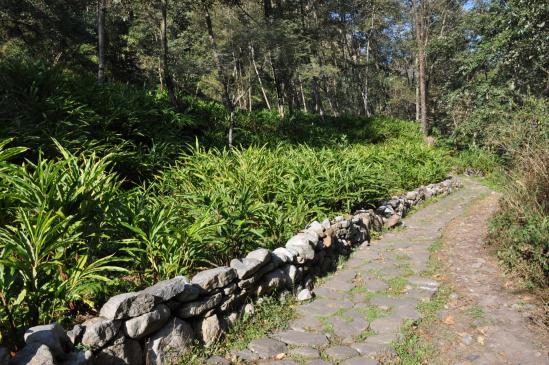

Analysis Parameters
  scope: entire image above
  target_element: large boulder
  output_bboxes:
[93,334,142,365]
[191,267,237,291]
[99,293,156,320]
[145,318,194,365]
[123,304,171,339]
[81,317,121,350]
[10,344,56,365]
[177,293,223,318]
[24,323,72,357]
[141,276,190,301]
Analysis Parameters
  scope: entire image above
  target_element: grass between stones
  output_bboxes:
[177,296,297,364]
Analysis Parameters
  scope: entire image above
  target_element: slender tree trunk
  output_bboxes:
[160,0,178,108]
[362,10,375,117]
[97,0,106,83]
[250,45,271,110]
[312,77,324,117]
[415,57,420,122]
[299,76,307,113]
[414,0,428,134]
[204,3,236,147]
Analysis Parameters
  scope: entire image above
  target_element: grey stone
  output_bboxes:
[94,336,142,365]
[232,349,259,362]
[285,232,317,261]
[257,361,297,365]
[297,289,313,301]
[272,247,295,266]
[141,276,190,301]
[257,268,288,296]
[406,191,418,201]
[81,317,121,350]
[352,342,396,357]
[99,292,156,320]
[10,344,55,365]
[289,347,320,359]
[305,221,325,236]
[192,267,237,291]
[369,317,403,334]
[206,355,230,365]
[407,276,439,291]
[325,346,359,361]
[174,284,202,302]
[230,257,263,280]
[123,304,171,339]
[283,264,299,287]
[177,292,222,318]
[244,303,254,316]
[246,248,271,265]
[270,330,328,347]
[24,323,72,356]
[195,314,223,347]
[340,357,379,365]
[220,292,247,312]
[305,360,331,365]
[146,318,194,365]
[248,338,287,359]
[222,283,237,296]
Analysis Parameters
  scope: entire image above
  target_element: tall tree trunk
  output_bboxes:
[250,45,271,110]
[362,9,375,117]
[160,0,178,108]
[97,0,106,83]
[299,76,307,113]
[414,0,428,134]
[312,77,324,117]
[203,3,236,147]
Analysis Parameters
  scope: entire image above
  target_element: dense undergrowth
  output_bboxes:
[0,61,453,349]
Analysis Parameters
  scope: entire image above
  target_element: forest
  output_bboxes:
[0,0,547,359]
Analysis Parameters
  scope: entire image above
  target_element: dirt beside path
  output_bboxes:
[425,190,549,365]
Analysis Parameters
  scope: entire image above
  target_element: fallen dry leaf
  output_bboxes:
[443,315,455,325]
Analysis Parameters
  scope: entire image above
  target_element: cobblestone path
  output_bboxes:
[219,180,500,365]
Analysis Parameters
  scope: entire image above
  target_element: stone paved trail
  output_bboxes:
[225,179,548,365]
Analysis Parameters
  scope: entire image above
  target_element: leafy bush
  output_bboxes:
[0,140,126,349]
[488,143,549,287]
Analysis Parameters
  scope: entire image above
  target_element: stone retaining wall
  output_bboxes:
[6,178,461,365]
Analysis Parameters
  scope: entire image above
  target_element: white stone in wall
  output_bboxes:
[141,276,190,301]
[285,232,317,261]
[191,267,237,291]
[123,304,171,339]
[24,323,72,357]
[177,292,223,318]
[99,293,157,320]
[81,317,121,350]
[146,318,194,365]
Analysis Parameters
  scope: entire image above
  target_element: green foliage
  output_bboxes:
[0,141,126,348]
[155,132,451,264]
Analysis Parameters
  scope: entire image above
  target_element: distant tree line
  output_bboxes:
[0,0,546,138]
